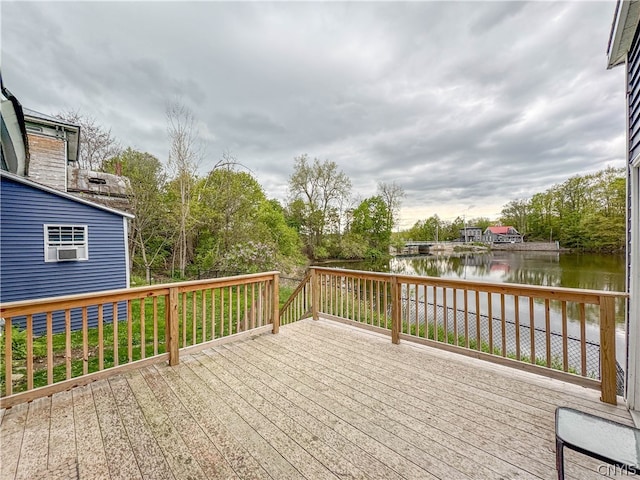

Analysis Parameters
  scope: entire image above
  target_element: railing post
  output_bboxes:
[167,287,179,366]
[599,295,617,405]
[391,276,401,345]
[311,268,319,320]
[272,274,280,334]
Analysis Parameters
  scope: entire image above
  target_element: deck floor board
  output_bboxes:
[1,318,632,480]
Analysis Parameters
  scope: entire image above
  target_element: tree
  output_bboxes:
[500,199,530,236]
[56,110,121,171]
[166,102,201,277]
[287,154,351,257]
[377,181,405,231]
[193,167,302,274]
[104,148,169,283]
[350,196,392,258]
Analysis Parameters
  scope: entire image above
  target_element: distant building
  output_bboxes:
[458,227,483,242]
[23,108,80,192]
[23,108,130,211]
[483,226,523,243]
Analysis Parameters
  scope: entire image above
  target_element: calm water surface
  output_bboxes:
[331,251,625,293]
[328,251,627,369]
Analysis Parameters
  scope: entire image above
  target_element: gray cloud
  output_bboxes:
[1,1,625,226]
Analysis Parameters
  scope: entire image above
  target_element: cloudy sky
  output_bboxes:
[1,1,626,228]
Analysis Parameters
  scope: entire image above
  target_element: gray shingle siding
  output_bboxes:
[1,175,129,333]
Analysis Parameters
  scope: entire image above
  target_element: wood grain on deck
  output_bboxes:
[1,318,632,480]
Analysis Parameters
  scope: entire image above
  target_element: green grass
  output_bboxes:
[2,284,289,396]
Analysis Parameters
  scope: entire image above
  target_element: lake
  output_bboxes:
[327,251,627,372]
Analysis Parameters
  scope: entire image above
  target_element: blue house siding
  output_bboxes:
[630,35,640,164]
[629,33,640,258]
[0,175,130,334]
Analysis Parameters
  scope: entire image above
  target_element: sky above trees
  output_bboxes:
[1,1,626,227]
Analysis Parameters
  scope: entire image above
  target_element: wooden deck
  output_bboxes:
[0,318,632,480]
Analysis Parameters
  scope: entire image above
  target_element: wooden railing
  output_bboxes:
[0,272,279,408]
[309,267,626,405]
[280,271,312,325]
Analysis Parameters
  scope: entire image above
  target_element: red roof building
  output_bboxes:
[483,226,523,243]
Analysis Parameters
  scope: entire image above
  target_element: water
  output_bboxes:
[327,251,627,373]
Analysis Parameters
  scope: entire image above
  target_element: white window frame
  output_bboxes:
[44,224,89,262]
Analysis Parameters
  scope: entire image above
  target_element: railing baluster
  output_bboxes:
[236,285,241,332]
[26,315,33,390]
[97,304,104,370]
[113,302,119,367]
[251,284,256,329]
[391,276,400,344]
[192,291,197,345]
[580,303,587,377]
[82,306,89,373]
[370,279,375,326]
[357,278,361,322]
[153,297,158,356]
[453,288,458,345]
[243,284,248,331]
[47,312,53,385]
[414,284,419,335]
[432,285,437,340]
[139,298,145,359]
[487,293,492,353]
[501,294,506,356]
[228,286,233,335]
[128,300,133,362]
[562,301,568,372]
[514,295,520,361]
[464,290,469,349]
[545,298,551,368]
[65,309,72,379]
[212,288,217,338]
[202,289,207,341]
[181,293,187,347]
[168,287,179,366]
[442,288,448,343]
[376,280,381,327]
[529,297,535,364]
[475,290,481,351]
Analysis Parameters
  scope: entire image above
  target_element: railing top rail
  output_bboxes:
[311,266,627,303]
[0,271,280,317]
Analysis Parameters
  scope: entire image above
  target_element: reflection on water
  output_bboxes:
[331,251,625,286]
[328,251,627,369]
[330,251,626,323]
[395,252,625,292]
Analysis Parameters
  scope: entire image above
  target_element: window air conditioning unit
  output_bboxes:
[57,247,79,261]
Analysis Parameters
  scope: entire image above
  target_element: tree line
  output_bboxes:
[64,105,405,282]
[402,167,626,252]
[65,105,625,283]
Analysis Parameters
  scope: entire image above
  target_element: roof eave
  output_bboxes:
[607,0,640,69]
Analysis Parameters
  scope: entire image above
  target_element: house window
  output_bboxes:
[44,225,88,262]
